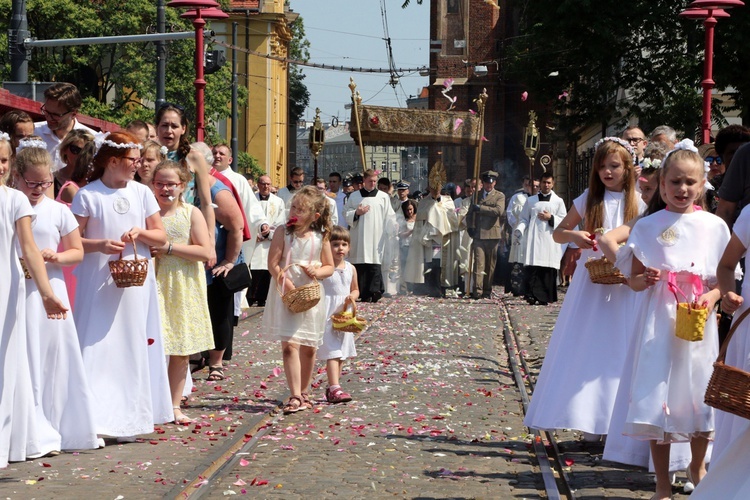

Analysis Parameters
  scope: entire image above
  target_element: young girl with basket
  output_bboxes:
[318,226,360,404]
[524,137,645,440]
[688,187,750,498]
[14,141,99,453]
[71,131,172,442]
[616,142,730,499]
[263,186,334,414]
[149,160,214,424]
[0,134,68,467]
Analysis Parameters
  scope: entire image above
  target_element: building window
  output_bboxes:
[391,161,397,172]
[381,161,387,171]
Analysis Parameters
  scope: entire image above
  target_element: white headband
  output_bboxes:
[0,132,9,142]
[16,138,47,154]
[93,131,143,158]
[594,136,635,156]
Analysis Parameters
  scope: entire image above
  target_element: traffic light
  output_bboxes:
[205,49,226,75]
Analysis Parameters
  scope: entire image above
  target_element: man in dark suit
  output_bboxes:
[467,170,505,299]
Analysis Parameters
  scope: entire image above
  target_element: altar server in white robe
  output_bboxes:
[515,172,567,305]
[404,186,457,296]
[248,175,286,306]
[344,168,396,303]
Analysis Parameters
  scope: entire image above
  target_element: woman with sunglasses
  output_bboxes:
[700,144,725,214]
[55,129,94,200]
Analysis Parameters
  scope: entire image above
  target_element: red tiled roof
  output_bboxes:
[0,88,120,132]
[229,0,260,9]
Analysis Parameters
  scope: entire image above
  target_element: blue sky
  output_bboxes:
[290,0,430,124]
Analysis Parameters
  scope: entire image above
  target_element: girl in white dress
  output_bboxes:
[690,194,750,499]
[14,143,98,452]
[263,186,334,414]
[617,145,729,500]
[71,131,172,441]
[524,137,645,438]
[0,135,67,468]
[317,226,359,404]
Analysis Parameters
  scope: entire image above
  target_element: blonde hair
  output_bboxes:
[152,160,190,206]
[285,185,332,238]
[15,145,52,178]
[584,141,640,232]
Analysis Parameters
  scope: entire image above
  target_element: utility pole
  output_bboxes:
[9,0,29,82]
[155,0,167,111]
[231,22,238,171]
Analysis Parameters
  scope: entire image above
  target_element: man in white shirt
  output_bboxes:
[277,167,305,207]
[248,175,286,306]
[345,169,397,302]
[328,171,347,227]
[34,82,97,173]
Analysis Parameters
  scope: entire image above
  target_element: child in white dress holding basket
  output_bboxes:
[689,191,750,499]
[616,143,730,500]
[524,137,645,439]
[263,186,334,414]
[318,226,361,404]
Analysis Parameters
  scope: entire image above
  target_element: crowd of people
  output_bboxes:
[4,80,750,498]
[521,123,750,499]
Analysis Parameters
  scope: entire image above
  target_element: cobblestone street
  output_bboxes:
[1,289,695,499]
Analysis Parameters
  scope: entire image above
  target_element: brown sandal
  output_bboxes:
[282,395,304,414]
[207,365,224,381]
[301,392,313,410]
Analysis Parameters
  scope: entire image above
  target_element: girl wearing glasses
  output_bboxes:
[13,141,99,454]
[0,135,68,467]
[71,131,172,442]
[149,160,213,423]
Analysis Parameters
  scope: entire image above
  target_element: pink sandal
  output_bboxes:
[326,386,352,404]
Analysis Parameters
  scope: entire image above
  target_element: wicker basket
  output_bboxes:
[674,302,708,342]
[277,264,320,313]
[331,297,367,333]
[705,308,750,420]
[584,256,627,285]
[19,258,31,279]
[108,239,149,288]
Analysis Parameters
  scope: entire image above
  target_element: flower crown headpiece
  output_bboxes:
[639,157,662,170]
[0,132,9,142]
[93,132,143,157]
[16,138,47,154]
[593,136,635,156]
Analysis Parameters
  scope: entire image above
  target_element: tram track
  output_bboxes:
[498,297,576,500]
[169,302,397,499]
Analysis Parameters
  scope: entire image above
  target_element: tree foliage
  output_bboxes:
[504,1,732,140]
[288,16,310,124]
[0,0,246,141]
[236,150,264,180]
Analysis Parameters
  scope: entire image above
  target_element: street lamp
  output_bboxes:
[308,108,325,183]
[523,111,540,181]
[679,0,744,144]
[168,0,227,142]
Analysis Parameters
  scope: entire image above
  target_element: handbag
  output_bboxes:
[213,262,252,295]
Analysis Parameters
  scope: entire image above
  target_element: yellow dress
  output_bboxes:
[156,204,214,355]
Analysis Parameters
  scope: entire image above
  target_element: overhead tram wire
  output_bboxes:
[379,0,403,90]
[209,37,426,74]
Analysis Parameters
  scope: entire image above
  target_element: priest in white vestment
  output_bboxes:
[344,169,397,302]
[514,173,567,305]
[248,175,286,306]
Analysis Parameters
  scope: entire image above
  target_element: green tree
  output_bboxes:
[504,1,714,139]
[0,0,246,138]
[236,151,264,180]
[288,16,310,124]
